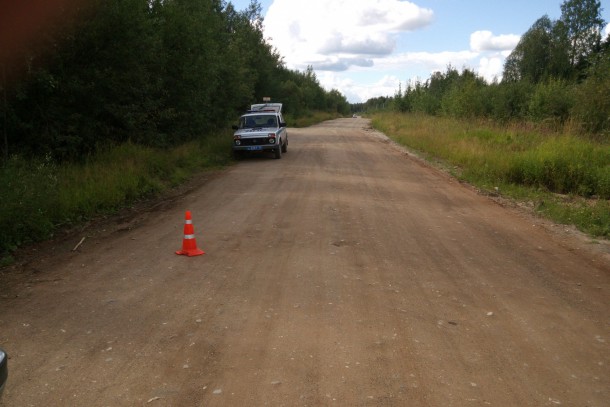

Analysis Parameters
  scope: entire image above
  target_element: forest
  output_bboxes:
[0,0,350,162]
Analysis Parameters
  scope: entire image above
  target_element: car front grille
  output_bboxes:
[240,137,269,146]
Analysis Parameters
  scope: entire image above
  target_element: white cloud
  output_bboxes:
[604,23,610,40]
[470,31,520,52]
[312,57,374,72]
[477,56,504,82]
[373,50,480,72]
[318,50,481,102]
[357,1,435,31]
[319,32,395,56]
[262,1,525,103]
[264,0,433,71]
[319,72,401,103]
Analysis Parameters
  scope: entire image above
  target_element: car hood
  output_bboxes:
[234,127,278,137]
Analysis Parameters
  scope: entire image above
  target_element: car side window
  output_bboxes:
[239,117,251,129]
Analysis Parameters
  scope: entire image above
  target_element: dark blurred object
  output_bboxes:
[0,348,7,398]
[0,0,84,77]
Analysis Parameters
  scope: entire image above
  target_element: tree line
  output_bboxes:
[0,0,350,162]
[370,0,609,138]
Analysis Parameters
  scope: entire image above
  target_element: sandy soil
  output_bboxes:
[1,118,608,407]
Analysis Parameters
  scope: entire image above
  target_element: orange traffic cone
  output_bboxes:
[176,211,205,256]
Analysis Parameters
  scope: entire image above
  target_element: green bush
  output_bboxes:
[528,79,574,123]
[571,53,610,135]
[488,81,534,121]
[441,79,488,118]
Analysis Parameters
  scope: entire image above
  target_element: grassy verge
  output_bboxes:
[370,112,610,238]
[0,132,233,265]
[0,110,344,265]
[0,112,338,267]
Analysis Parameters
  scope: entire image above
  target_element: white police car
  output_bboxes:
[232,103,288,159]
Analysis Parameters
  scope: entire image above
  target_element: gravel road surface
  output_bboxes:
[1,118,608,406]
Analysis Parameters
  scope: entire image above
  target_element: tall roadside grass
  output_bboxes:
[0,132,233,264]
[371,112,610,238]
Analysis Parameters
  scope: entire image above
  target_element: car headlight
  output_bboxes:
[235,140,241,146]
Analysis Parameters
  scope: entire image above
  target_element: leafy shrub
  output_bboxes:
[528,79,574,123]
[571,53,610,135]
[487,81,534,121]
[441,72,489,118]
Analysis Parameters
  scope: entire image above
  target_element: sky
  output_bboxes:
[230,0,610,103]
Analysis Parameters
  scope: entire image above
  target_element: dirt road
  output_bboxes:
[1,118,609,406]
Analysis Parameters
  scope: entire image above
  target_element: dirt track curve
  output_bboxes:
[1,118,609,407]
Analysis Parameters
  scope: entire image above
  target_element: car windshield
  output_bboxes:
[239,115,277,129]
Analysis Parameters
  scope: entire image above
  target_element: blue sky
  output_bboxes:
[229,0,610,103]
